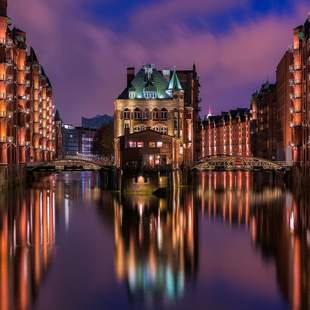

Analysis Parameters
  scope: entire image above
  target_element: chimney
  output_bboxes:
[127,67,135,87]
[0,0,7,17]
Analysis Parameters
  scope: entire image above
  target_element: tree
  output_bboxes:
[92,122,114,158]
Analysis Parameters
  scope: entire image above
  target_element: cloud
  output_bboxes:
[8,0,310,123]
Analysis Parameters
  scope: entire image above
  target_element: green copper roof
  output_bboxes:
[168,70,183,91]
[118,64,183,100]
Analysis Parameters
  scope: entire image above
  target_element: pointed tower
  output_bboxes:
[0,0,7,17]
[168,69,183,92]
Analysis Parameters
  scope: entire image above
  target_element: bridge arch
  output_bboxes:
[27,156,112,172]
[193,156,284,172]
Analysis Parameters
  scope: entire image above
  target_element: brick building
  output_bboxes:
[290,17,310,171]
[251,82,277,160]
[275,51,294,163]
[0,0,55,166]
[114,64,200,170]
[201,108,251,158]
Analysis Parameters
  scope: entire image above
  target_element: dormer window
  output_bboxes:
[129,91,135,99]
[143,91,157,99]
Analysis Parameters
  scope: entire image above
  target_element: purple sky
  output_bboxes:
[9,0,310,125]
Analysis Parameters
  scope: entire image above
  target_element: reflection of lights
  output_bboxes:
[290,213,295,233]
[65,198,70,231]
[139,204,143,217]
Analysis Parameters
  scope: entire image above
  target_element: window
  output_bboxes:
[123,109,130,120]
[157,141,163,148]
[129,91,135,99]
[153,108,159,120]
[161,108,168,120]
[129,141,136,148]
[174,118,178,130]
[160,127,168,134]
[137,142,144,148]
[134,108,141,120]
[149,142,156,148]
[144,91,156,99]
[134,125,146,132]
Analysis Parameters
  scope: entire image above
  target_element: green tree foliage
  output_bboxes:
[92,122,114,158]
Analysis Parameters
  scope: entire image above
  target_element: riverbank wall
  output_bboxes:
[0,165,27,191]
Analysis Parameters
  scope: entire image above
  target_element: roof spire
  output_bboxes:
[168,67,182,91]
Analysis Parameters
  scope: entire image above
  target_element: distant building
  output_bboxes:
[63,125,97,156]
[201,108,251,158]
[55,110,64,159]
[81,114,113,130]
[63,125,79,156]
[114,64,200,170]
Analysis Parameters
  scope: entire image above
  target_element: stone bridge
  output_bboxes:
[193,155,288,172]
[27,156,113,172]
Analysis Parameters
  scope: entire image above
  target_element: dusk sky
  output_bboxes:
[9,0,310,125]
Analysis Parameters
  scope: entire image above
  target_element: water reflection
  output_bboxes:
[0,171,309,309]
[110,171,310,309]
[0,176,57,310]
[111,190,198,304]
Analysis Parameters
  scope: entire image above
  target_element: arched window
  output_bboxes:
[123,108,130,120]
[134,108,142,120]
[153,108,159,120]
[160,127,168,134]
[161,108,168,120]
[143,109,149,120]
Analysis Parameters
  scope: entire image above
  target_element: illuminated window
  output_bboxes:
[137,142,144,148]
[134,108,142,120]
[149,142,156,147]
[129,91,135,99]
[123,109,130,120]
[129,141,136,148]
[153,108,159,120]
[157,141,163,148]
[161,108,168,120]
[160,127,168,134]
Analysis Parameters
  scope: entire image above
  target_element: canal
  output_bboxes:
[0,171,309,309]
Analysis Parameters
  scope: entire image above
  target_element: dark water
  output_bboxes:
[0,171,309,310]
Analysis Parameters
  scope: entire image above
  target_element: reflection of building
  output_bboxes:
[252,192,310,310]
[0,176,57,310]
[114,64,200,169]
[112,191,198,304]
[0,1,55,165]
[201,108,251,158]
[63,125,97,156]
[196,171,310,310]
